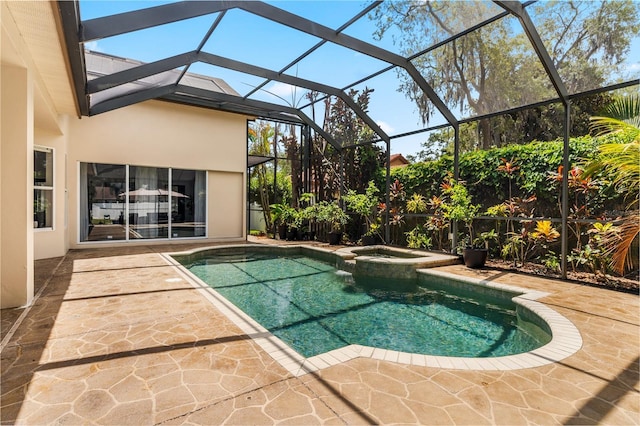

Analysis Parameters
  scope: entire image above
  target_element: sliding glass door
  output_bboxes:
[171,169,206,238]
[80,163,206,242]
[129,166,169,239]
[80,163,126,242]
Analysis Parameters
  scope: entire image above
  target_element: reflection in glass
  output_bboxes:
[80,163,126,241]
[129,166,169,239]
[34,147,54,229]
[171,169,206,238]
[34,149,53,187]
[34,189,53,229]
[80,163,207,242]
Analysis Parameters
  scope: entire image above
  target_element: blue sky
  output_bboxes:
[80,1,640,157]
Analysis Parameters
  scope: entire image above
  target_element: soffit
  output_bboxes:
[6,1,76,116]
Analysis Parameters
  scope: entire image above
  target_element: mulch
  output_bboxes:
[485,259,639,295]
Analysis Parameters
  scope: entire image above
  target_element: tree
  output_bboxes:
[410,94,616,162]
[371,0,639,149]
[307,88,384,200]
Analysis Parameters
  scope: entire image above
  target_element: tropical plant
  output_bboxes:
[307,88,383,203]
[405,225,432,249]
[383,179,406,244]
[475,229,499,251]
[426,195,449,251]
[497,157,520,200]
[589,95,640,143]
[343,181,382,238]
[404,193,430,249]
[584,95,640,275]
[541,251,561,274]
[440,178,480,250]
[316,201,349,233]
[530,220,561,263]
[248,122,275,231]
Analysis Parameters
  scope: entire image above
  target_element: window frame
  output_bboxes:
[34,146,54,231]
[78,162,208,243]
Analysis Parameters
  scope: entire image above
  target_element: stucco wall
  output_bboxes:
[209,171,245,240]
[1,64,35,307]
[66,100,248,248]
[33,121,69,260]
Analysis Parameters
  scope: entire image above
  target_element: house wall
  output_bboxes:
[1,0,249,308]
[1,65,35,308]
[66,100,248,248]
[34,121,69,260]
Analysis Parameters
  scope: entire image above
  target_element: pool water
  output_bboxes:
[182,252,550,358]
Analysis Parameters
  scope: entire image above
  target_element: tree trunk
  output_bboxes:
[479,118,492,150]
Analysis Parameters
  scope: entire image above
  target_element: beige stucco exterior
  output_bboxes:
[1,1,249,308]
[66,100,248,248]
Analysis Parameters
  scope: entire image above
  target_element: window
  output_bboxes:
[79,163,206,242]
[34,147,53,229]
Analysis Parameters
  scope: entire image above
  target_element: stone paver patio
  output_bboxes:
[1,242,638,425]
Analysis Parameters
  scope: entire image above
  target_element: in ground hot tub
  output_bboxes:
[336,245,460,279]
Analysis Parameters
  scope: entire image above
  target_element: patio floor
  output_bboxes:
[1,241,638,425]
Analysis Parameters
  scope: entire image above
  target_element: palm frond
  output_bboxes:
[589,116,640,138]
[590,95,640,139]
[606,212,640,275]
[603,94,640,123]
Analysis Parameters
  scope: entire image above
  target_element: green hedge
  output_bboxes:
[390,134,628,217]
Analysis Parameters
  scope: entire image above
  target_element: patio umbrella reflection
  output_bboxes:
[118,187,189,199]
[118,186,189,228]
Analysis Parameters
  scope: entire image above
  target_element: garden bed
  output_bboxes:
[485,259,639,294]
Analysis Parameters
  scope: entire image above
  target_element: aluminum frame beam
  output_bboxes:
[87,52,197,93]
[196,53,390,144]
[57,1,89,116]
[495,1,569,101]
[90,85,177,115]
[79,0,457,127]
[87,50,390,144]
[175,85,340,150]
[233,2,457,126]
[90,84,305,125]
[243,0,382,100]
[80,2,231,42]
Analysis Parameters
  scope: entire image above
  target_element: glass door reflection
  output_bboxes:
[128,166,169,239]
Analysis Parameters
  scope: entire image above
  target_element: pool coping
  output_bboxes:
[161,244,583,377]
[336,244,460,265]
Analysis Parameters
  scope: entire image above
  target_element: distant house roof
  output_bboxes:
[389,153,410,168]
[85,51,239,106]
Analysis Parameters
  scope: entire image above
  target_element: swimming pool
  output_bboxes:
[172,246,555,360]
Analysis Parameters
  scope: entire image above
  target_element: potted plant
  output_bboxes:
[361,223,381,246]
[270,203,291,240]
[441,178,485,268]
[284,208,301,241]
[317,201,349,245]
[299,193,317,241]
[301,203,320,241]
[343,181,382,245]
